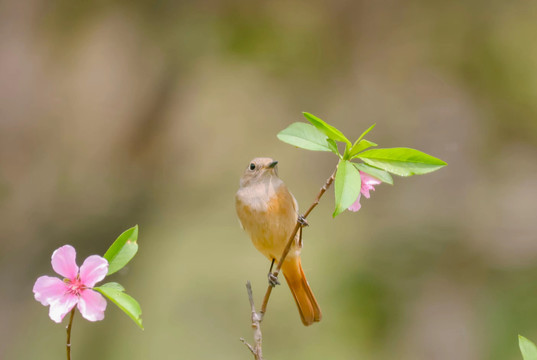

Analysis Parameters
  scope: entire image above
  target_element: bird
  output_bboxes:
[235,157,321,326]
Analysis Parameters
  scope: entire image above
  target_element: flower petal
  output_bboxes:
[33,276,68,306]
[51,245,79,280]
[79,255,109,288]
[360,171,381,199]
[348,193,362,212]
[77,289,107,322]
[361,184,375,198]
[360,171,382,186]
[48,293,78,323]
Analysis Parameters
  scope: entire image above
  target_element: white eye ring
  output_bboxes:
[249,163,256,171]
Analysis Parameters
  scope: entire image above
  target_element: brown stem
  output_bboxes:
[259,169,336,317]
[240,282,263,360]
[66,307,76,360]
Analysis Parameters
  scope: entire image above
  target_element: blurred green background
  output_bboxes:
[1,0,537,359]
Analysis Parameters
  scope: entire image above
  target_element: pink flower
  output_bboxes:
[33,245,108,323]
[348,171,382,212]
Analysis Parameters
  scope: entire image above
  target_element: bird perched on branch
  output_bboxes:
[235,157,321,326]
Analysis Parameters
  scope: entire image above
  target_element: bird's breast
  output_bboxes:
[236,181,299,260]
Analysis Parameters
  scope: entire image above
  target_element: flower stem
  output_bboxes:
[66,307,75,360]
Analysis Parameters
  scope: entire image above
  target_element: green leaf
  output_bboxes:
[357,147,447,176]
[277,122,332,152]
[354,163,393,185]
[348,139,377,158]
[333,160,362,217]
[98,282,125,291]
[355,123,376,144]
[343,143,350,159]
[95,282,143,329]
[519,335,537,360]
[346,123,376,159]
[104,225,139,275]
[302,112,351,146]
[326,139,340,156]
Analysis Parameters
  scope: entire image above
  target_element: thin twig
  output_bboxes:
[259,169,336,317]
[66,307,76,360]
[240,338,256,355]
[242,282,263,360]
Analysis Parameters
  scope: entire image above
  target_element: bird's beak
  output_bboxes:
[268,160,278,169]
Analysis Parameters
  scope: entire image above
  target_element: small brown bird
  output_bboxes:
[235,157,321,326]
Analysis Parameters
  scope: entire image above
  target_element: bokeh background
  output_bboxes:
[2,0,537,359]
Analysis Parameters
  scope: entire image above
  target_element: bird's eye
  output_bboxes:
[249,163,256,171]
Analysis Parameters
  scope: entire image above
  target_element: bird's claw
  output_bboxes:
[268,273,280,287]
[298,215,309,227]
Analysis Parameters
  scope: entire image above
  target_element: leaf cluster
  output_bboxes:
[94,225,144,329]
[277,113,447,216]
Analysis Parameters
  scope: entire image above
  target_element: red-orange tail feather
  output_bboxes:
[281,257,321,326]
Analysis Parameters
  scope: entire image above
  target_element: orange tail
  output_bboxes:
[281,257,322,326]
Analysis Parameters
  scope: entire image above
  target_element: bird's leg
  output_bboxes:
[267,258,280,287]
[298,214,309,227]
[297,214,308,247]
[298,225,303,247]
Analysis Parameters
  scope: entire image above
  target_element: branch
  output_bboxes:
[241,282,263,360]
